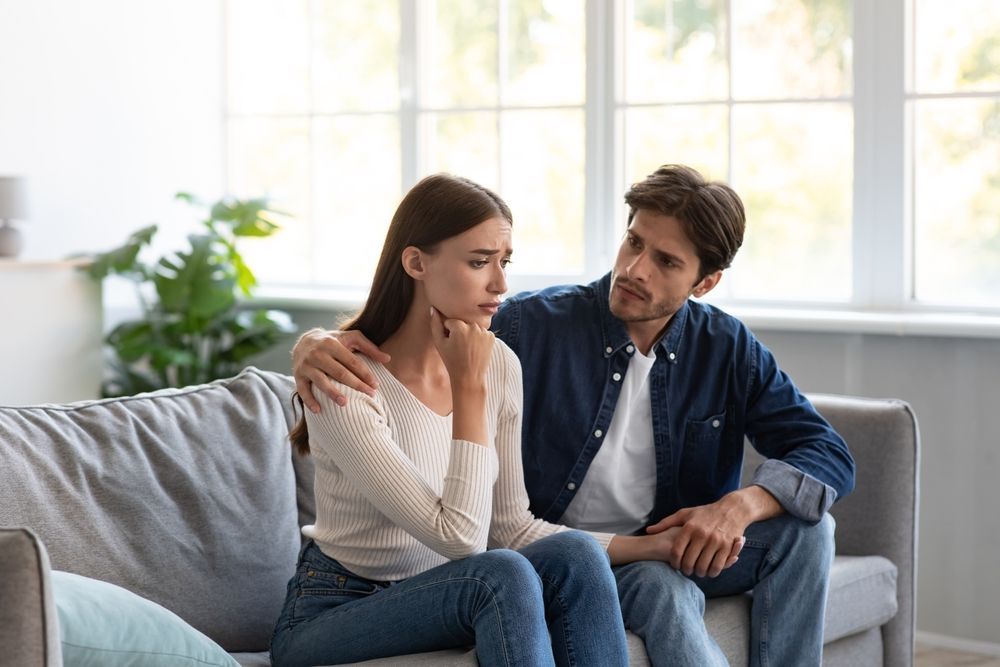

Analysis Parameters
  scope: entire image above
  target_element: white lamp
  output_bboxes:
[0,176,29,258]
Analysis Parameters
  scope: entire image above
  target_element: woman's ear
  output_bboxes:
[401,246,426,280]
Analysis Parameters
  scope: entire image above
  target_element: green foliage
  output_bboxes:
[87,194,296,397]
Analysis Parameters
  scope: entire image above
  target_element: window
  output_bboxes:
[910,0,1000,307]
[224,0,1000,313]
[619,1,853,302]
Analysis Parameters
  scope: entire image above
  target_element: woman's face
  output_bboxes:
[418,216,513,329]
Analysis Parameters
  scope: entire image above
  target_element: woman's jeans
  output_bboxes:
[270,531,628,667]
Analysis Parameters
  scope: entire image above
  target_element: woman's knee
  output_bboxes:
[475,549,542,589]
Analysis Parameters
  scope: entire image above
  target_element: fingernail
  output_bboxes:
[334,398,344,407]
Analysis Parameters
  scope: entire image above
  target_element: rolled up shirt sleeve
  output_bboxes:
[751,458,838,523]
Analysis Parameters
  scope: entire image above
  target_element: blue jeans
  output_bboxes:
[615,513,836,667]
[270,531,628,667]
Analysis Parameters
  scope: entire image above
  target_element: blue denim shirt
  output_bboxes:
[490,273,855,528]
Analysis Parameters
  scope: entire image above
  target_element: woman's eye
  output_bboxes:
[500,258,512,269]
[627,235,640,248]
[470,260,488,268]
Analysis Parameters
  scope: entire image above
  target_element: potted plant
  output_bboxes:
[87,193,296,397]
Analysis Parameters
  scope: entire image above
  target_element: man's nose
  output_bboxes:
[627,252,651,281]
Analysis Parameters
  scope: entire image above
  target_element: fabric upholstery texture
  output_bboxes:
[0,369,300,652]
[0,528,61,667]
[0,373,917,667]
[52,570,239,667]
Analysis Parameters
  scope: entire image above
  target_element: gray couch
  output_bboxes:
[0,367,918,666]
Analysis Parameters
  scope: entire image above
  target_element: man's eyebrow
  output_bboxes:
[630,229,686,266]
[654,249,686,266]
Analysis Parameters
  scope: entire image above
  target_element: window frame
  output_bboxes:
[226,0,1000,323]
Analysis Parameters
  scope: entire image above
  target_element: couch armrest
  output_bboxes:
[808,394,919,667]
[0,528,62,667]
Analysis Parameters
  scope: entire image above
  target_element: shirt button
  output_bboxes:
[567,482,577,491]
[612,372,622,382]
[605,346,613,354]
[594,429,603,438]
[712,419,721,428]
[626,345,635,353]
[668,352,676,361]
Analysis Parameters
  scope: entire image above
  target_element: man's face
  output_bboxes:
[609,209,721,349]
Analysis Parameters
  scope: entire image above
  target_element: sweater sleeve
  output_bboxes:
[487,344,615,551]
[307,384,499,560]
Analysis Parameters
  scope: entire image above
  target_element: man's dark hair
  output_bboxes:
[624,164,745,280]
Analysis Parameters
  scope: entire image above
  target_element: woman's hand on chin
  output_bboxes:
[429,306,494,389]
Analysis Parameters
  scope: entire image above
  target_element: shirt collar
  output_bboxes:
[594,272,690,363]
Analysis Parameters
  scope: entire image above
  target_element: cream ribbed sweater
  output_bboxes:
[305,339,613,581]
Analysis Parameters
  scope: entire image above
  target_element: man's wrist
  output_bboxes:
[726,485,782,524]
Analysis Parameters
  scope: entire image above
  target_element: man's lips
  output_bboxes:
[614,281,647,301]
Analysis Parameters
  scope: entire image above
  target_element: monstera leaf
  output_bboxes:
[87,225,157,280]
[86,194,295,397]
[154,234,237,322]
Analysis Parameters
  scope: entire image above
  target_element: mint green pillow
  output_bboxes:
[51,571,240,667]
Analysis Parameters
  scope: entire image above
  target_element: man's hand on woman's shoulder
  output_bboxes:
[292,328,391,411]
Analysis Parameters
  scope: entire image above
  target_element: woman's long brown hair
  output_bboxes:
[290,174,512,455]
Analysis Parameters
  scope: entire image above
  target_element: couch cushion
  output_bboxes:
[52,570,239,667]
[0,368,299,652]
[824,555,898,643]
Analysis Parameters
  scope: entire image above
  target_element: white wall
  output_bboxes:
[752,328,1000,646]
[0,0,224,268]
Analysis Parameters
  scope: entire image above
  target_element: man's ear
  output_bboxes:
[401,246,426,280]
[692,270,723,298]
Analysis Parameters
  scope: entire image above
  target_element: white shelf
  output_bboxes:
[0,261,103,405]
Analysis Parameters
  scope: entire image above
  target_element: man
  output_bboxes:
[292,164,855,666]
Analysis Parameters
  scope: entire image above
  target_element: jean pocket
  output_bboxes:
[290,547,382,624]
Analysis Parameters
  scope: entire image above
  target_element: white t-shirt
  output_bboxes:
[561,348,657,535]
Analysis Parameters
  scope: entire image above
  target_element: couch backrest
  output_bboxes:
[0,367,302,652]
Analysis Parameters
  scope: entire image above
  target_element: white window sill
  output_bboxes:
[253,287,1000,340]
[723,305,1000,339]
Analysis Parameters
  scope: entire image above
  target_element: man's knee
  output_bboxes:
[614,561,709,637]
[616,562,704,612]
[784,512,836,569]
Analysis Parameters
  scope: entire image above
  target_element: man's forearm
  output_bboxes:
[723,484,784,525]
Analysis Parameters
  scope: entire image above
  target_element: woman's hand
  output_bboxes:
[429,307,494,447]
[292,328,391,411]
[428,307,494,390]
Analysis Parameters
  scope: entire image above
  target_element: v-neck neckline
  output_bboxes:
[372,361,453,419]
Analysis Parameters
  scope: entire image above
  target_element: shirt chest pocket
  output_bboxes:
[679,410,740,502]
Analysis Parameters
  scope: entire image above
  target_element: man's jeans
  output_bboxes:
[270,531,629,667]
[615,514,836,667]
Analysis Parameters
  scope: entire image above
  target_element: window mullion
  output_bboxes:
[586,0,617,279]
[853,0,908,309]
[399,0,419,191]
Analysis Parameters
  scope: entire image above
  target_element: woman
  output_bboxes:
[270,174,629,667]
